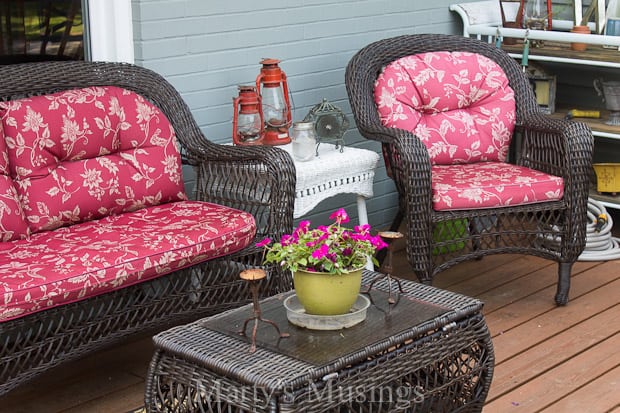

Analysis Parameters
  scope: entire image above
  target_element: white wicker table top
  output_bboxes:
[280,143,380,218]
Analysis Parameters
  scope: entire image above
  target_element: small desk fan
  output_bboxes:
[303,98,349,154]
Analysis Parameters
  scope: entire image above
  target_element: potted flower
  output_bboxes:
[257,208,387,315]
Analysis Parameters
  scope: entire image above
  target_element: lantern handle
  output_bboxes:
[255,65,292,129]
[280,71,292,126]
[232,95,241,145]
[255,72,264,94]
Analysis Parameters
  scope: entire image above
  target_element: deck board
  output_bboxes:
[486,333,620,412]
[543,364,620,412]
[487,305,620,400]
[1,252,619,412]
[483,261,617,335]
[490,277,620,363]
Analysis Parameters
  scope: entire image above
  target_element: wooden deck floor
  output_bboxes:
[1,252,619,412]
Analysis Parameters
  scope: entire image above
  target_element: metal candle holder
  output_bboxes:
[238,269,289,353]
[363,231,405,305]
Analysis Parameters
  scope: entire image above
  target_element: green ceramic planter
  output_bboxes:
[293,268,363,315]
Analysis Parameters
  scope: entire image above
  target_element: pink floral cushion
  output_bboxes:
[374,51,516,165]
[0,127,29,241]
[0,176,28,241]
[0,86,187,233]
[0,201,256,322]
[432,163,564,211]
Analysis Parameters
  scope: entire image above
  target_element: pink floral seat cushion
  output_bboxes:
[432,163,564,211]
[0,86,186,233]
[374,51,516,165]
[0,201,256,322]
[0,130,29,241]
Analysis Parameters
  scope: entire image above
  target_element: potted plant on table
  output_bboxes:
[257,208,388,316]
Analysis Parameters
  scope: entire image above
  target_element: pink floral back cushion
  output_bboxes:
[0,128,29,241]
[0,86,187,233]
[374,52,516,165]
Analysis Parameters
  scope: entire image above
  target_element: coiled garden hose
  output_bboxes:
[578,198,620,261]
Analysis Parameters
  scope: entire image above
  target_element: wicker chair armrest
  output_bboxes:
[187,141,296,241]
[389,133,434,211]
[360,123,432,186]
[356,121,417,144]
[517,113,593,259]
[380,132,434,232]
[518,113,594,183]
[518,113,593,246]
[382,130,432,175]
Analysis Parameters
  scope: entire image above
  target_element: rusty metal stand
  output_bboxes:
[238,269,289,352]
[363,231,405,305]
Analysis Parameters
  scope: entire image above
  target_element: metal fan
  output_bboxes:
[303,98,349,154]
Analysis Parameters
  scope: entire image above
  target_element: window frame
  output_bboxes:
[86,0,134,63]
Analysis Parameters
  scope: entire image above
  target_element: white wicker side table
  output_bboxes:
[281,143,380,224]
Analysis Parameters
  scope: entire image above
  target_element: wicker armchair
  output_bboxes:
[0,61,295,394]
[345,34,593,305]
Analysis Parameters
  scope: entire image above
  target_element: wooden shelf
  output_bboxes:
[550,107,620,138]
[502,41,620,65]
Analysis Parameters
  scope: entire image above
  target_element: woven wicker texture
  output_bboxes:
[145,271,494,412]
[0,61,296,395]
[279,143,380,218]
[345,34,594,306]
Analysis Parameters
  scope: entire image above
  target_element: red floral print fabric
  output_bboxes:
[374,51,563,210]
[0,125,29,241]
[0,201,256,322]
[0,86,186,233]
[374,51,516,165]
[432,163,564,210]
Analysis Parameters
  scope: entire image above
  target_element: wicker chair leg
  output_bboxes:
[555,262,573,306]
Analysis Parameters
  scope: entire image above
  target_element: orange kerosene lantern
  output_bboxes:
[232,85,264,145]
[255,58,292,145]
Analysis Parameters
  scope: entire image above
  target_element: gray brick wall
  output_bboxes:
[131,0,461,229]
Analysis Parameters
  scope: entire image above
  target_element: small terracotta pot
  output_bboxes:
[570,25,591,51]
[502,22,521,45]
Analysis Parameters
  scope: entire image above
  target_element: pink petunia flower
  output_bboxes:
[311,244,329,259]
[329,208,349,224]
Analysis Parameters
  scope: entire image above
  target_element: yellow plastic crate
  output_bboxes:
[593,163,620,194]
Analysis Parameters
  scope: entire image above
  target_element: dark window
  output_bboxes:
[0,0,83,64]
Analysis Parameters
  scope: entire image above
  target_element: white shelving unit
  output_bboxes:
[450,1,620,209]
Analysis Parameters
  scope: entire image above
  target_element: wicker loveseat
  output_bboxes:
[0,61,295,395]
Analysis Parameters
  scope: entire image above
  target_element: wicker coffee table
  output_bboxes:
[144,271,494,412]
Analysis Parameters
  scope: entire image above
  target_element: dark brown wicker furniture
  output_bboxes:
[345,34,593,305]
[0,61,296,395]
[145,271,494,412]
